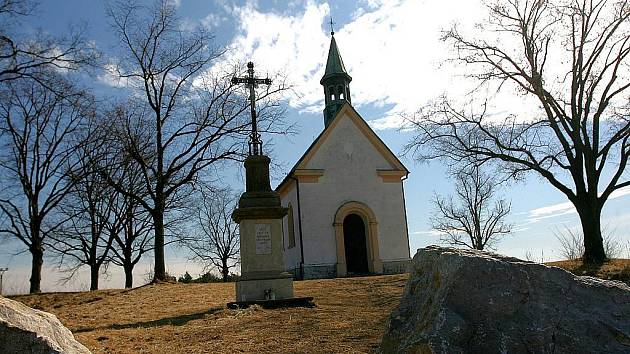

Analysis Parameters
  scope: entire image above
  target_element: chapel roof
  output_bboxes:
[320,34,352,84]
[275,103,409,193]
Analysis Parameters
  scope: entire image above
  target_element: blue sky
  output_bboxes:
[1,0,629,293]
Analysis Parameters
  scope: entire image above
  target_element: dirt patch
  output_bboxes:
[11,274,408,353]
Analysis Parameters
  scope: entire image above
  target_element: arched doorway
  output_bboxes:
[343,214,369,274]
[333,201,383,277]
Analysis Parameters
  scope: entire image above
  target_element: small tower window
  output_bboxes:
[338,85,345,99]
[329,86,335,101]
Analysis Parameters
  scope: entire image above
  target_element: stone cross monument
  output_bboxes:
[231,62,294,302]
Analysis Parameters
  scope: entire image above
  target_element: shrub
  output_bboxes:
[191,272,240,283]
[555,226,622,261]
[178,271,193,283]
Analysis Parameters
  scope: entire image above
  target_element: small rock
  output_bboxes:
[0,295,91,354]
[381,246,630,354]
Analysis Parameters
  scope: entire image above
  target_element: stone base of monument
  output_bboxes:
[229,271,315,310]
[235,273,294,302]
[227,296,315,310]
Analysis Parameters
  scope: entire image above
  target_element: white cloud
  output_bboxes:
[214,0,624,132]
[368,113,409,130]
[411,229,443,237]
[529,201,575,218]
[527,201,576,223]
[96,62,148,90]
[206,0,493,127]
[201,2,329,108]
[512,227,530,233]
[97,63,128,88]
[609,186,630,199]
[525,185,630,224]
[201,12,226,29]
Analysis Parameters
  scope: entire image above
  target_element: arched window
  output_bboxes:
[287,203,296,248]
[328,86,335,101]
[338,85,344,99]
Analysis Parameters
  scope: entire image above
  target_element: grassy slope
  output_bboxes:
[10,259,629,353]
[546,258,630,285]
[12,274,408,354]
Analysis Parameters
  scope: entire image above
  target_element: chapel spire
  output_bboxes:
[320,24,352,128]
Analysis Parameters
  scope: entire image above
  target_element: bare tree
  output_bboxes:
[431,166,511,250]
[47,140,117,291]
[108,194,154,288]
[0,0,98,87]
[407,0,630,263]
[104,0,288,281]
[185,186,239,282]
[106,153,154,289]
[0,74,92,293]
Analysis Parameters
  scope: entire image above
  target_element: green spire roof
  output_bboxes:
[320,35,352,84]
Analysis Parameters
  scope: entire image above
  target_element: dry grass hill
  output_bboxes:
[9,259,630,353]
[546,258,630,283]
[12,274,408,353]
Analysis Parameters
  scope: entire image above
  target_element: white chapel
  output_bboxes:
[276,31,411,279]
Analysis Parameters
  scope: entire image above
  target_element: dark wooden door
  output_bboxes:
[343,214,369,274]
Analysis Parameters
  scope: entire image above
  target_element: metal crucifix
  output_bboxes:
[231,62,272,156]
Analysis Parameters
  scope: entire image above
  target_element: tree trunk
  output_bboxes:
[29,242,43,294]
[124,264,133,288]
[90,265,99,291]
[153,205,166,282]
[576,201,606,264]
[221,258,229,282]
[123,245,134,288]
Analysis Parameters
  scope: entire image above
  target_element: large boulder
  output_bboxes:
[0,295,91,354]
[381,246,630,354]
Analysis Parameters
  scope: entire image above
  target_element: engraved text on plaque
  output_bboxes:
[255,223,272,255]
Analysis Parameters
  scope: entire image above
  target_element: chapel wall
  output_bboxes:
[299,113,410,270]
[279,180,302,274]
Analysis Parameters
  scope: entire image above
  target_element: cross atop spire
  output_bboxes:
[329,17,335,35]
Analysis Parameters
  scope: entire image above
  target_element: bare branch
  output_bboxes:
[431,165,512,250]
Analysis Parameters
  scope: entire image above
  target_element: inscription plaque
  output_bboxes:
[255,223,272,255]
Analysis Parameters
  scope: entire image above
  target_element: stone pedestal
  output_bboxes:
[236,277,293,302]
[234,218,293,301]
[232,155,293,302]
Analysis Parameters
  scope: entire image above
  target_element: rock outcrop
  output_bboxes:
[381,246,630,354]
[0,295,91,354]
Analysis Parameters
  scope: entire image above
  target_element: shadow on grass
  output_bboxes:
[74,307,224,333]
